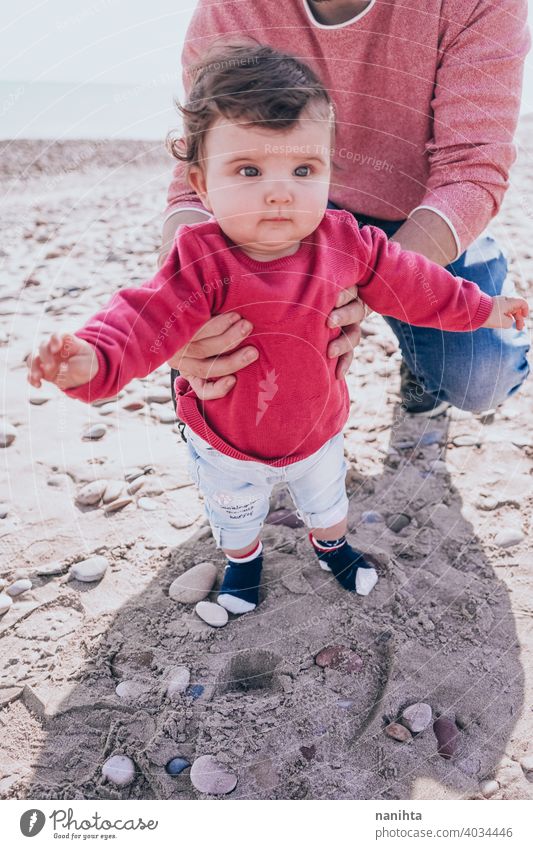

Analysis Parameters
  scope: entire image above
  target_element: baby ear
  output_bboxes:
[187,167,212,212]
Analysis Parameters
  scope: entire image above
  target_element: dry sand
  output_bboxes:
[0,128,532,800]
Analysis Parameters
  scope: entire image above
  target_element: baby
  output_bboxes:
[27,45,528,615]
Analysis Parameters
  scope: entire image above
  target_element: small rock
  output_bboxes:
[153,407,176,424]
[29,392,53,405]
[138,496,159,511]
[169,514,198,529]
[166,667,191,697]
[82,423,107,440]
[300,745,316,761]
[166,757,191,776]
[480,779,499,798]
[0,503,9,519]
[433,716,460,759]
[98,402,118,415]
[0,593,13,615]
[102,480,125,504]
[494,528,524,549]
[520,755,533,782]
[386,513,411,533]
[476,495,498,511]
[6,579,32,598]
[146,388,172,404]
[102,754,135,786]
[401,702,433,733]
[336,698,355,709]
[361,510,384,524]
[0,421,17,447]
[122,398,145,411]
[452,434,480,447]
[127,477,145,495]
[190,755,237,795]
[195,600,228,628]
[115,680,149,700]
[356,566,378,596]
[75,479,108,506]
[124,466,145,482]
[314,645,363,673]
[103,497,133,514]
[169,562,217,604]
[139,477,165,497]
[36,560,68,576]
[69,555,109,583]
[385,723,413,743]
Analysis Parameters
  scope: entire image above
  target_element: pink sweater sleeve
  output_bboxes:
[63,229,214,404]
[417,0,530,251]
[353,224,493,331]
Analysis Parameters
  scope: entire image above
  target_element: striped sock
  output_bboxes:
[217,541,263,614]
[310,533,378,596]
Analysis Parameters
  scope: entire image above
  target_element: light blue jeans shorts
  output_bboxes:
[185,426,350,551]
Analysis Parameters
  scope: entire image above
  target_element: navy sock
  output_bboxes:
[217,541,263,614]
[310,533,378,596]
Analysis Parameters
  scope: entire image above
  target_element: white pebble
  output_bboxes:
[82,424,107,440]
[0,421,17,447]
[480,779,499,798]
[166,666,191,697]
[195,601,228,628]
[138,496,159,511]
[6,579,32,598]
[0,593,13,615]
[169,562,217,604]
[75,479,108,506]
[102,754,135,786]
[69,555,109,583]
[190,755,237,795]
[356,567,378,596]
[145,388,172,404]
[102,480,124,504]
[152,406,176,424]
[494,528,524,549]
[401,702,433,733]
[103,497,133,514]
[452,434,480,447]
[0,503,9,519]
[115,680,149,700]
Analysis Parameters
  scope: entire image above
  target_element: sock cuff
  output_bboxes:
[309,533,346,552]
[227,540,263,563]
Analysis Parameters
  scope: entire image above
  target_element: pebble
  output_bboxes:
[124,466,145,482]
[356,566,378,596]
[452,434,480,447]
[385,723,413,743]
[361,510,384,524]
[97,402,117,416]
[0,421,17,447]
[169,562,217,604]
[103,497,133,514]
[314,645,363,673]
[493,528,524,548]
[190,755,237,795]
[6,579,32,598]
[0,593,13,615]
[91,395,120,407]
[336,698,355,709]
[82,423,107,440]
[0,503,9,519]
[102,754,135,787]
[115,681,149,700]
[386,513,411,533]
[139,477,164,497]
[138,496,159,511]
[480,779,499,798]
[195,600,228,627]
[69,555,109,583]
[75,479,108,506]
[36,560,68,576]
[169,514,198,529]
[520,755,533,782]
[166,666,191,697]
[127,477,145,495]
[153,406,176,424]
[122,398,145,411]
[401,702,433,733]
[166,757,191,776]
[476,495,498,511]
[29,392,53,405]
[146,388,172,404]
[102,480,125,504]
[433,716,460,759]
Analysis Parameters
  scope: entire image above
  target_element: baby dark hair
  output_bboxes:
[167,43,335,170]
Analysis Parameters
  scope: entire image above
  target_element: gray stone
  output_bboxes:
[494,528,525,549]
[115,680,149,700]
[103,497,133,514]
[169,562,217,604]
[69,555,109,583]
[82,423,107,440]
[0,421,17,447]
[102,480,125,504]
[138,496,159,511]
[356,566,378,596]
[195,601,228,628]
[166,666,191,697]
[6,579,32,598]
[75,479,108,506]
[386,513,411,533]
[190,754,237,795]
[0,593,13,615]
[452,434,480,447]
[102,754,135,787]
[401,702,433,733]
[385,723,412,743]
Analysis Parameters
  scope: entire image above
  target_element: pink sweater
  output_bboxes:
[166,0,529,256]
[65,210,492,465]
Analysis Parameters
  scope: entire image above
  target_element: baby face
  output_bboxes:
[189,112,332,261]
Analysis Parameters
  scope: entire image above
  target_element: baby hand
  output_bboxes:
[482,295,529,331]
[26,332,99,390]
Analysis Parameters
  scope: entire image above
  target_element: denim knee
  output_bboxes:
[445,337,530,412]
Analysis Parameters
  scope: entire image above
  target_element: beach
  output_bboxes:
[0,126,532,800]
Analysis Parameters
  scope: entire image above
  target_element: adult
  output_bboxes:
[161,0,530,419]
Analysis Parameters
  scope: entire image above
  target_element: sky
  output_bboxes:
[1,0,532,111]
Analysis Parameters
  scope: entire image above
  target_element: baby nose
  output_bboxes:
[265,181,292,204]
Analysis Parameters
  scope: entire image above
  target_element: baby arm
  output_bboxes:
[353,224,529,333]
[25,230,214,403]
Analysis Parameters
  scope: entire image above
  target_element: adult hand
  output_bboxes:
[326,285,367,378]
[168,311,258,400]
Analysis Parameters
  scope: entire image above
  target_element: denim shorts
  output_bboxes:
[185,426,349,550]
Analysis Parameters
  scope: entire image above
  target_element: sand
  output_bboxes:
[0,128,532,800]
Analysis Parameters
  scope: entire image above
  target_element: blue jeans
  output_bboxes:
[329,203,530,412]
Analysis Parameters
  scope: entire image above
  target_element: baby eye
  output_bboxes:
[294,165,311,177]
[238,166,260,177]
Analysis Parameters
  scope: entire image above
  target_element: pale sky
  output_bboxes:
[1,0,532,111]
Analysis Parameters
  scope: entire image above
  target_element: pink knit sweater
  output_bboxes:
[65,211,492,465]
[166,0,529,256]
